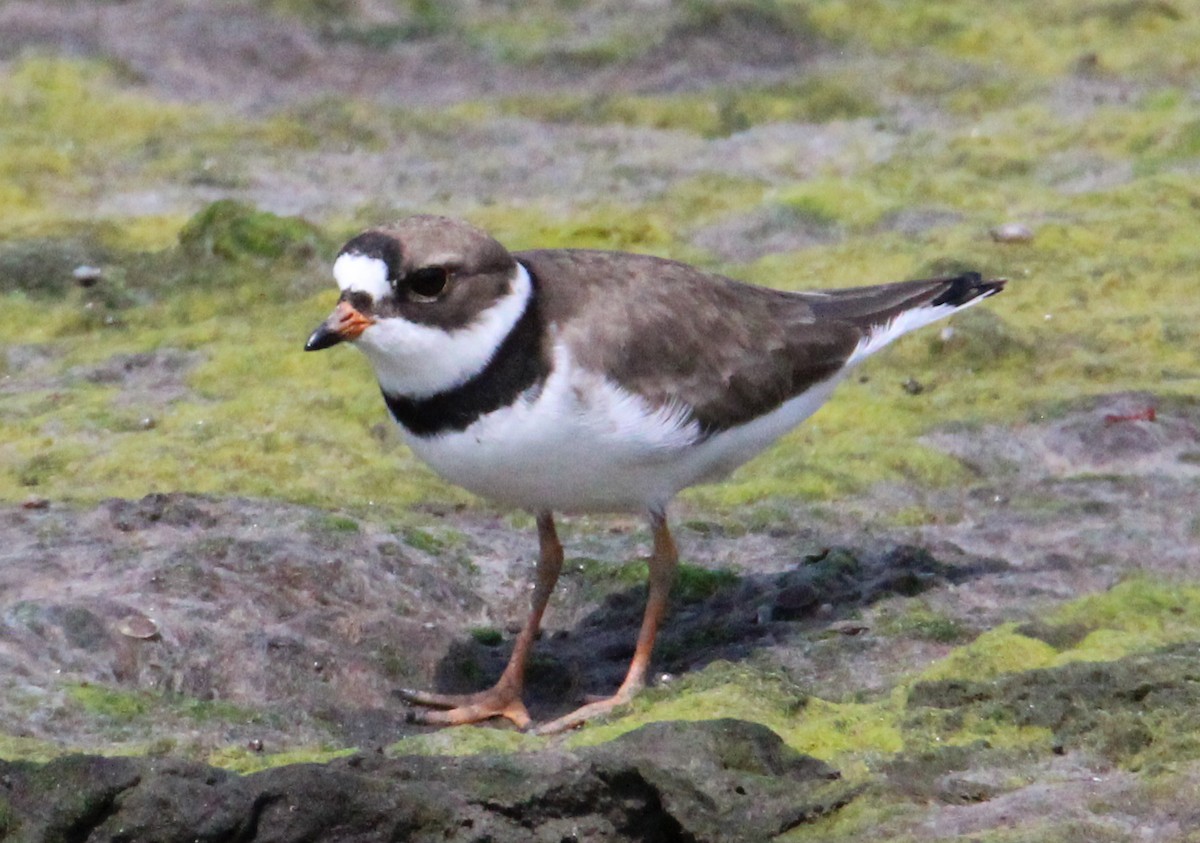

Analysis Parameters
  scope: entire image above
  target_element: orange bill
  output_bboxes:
[305,301,375,351]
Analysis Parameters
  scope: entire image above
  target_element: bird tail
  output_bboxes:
[808,272,1006,367]
[929,272,1007,307]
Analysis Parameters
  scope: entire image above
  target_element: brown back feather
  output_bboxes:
[518,250,862,432]
[520,251,1001,433]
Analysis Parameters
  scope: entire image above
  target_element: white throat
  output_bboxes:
[355,263,533,399]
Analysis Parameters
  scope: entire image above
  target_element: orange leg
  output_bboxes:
[534,510,679,735]
[398,511,563,729]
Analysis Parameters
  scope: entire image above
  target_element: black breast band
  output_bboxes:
[382,264,549,437]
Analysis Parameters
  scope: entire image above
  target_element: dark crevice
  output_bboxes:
[61,777,141,843]
[226,791,281,843]
[775,785,865,835]
[475,770,695,842]
[595,770,697,843]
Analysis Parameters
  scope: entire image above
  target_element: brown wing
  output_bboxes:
[520,250,1008,437]
[518,250,1000,433]
[516,250,848,432]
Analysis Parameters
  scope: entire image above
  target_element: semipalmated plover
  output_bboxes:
[305,214,1005,734]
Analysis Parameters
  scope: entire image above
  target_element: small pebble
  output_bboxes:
[803,548,831,565]
[989,222,1034,244]
[72,265,103,287]
[902,376,925,395]
[116,614,160,640]
[831,621,870,636]
[248,738,264,753]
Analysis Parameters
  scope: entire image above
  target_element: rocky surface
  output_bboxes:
[1,719,854,842]
[3,391,1199,839]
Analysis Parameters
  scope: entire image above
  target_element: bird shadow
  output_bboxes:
[415,541,1009,724]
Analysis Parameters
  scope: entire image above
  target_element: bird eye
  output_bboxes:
[407,267,449,301]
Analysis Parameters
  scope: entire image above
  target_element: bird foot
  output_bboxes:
[532,687,637,736]
[398,685,531,729]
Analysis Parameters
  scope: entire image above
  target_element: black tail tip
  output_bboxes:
[932,272,1007,307]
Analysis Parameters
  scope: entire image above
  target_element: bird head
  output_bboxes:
[304,215,532,399]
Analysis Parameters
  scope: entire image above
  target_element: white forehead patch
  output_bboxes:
[333,253,392,302]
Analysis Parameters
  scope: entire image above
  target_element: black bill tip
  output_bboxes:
[304,324,343,352]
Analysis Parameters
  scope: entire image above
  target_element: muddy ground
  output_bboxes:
[4,388,1199,840]
[3,1,1200,841]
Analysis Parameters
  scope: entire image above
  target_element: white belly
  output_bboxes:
[399,345,844,514]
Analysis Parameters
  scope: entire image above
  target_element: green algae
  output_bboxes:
[807,0,1200,80]
[566,661,806,747]
[465,204,680,256]
[908,645,1200,773]
[6,54,1200,512]
[469,626,504,646]
[878,603,972,644]
[0,208,451,514]
[497,75,879,138]
[67,683,260,729]
[401,526,450,554]
[307,513,361,535]
[3,140,1198,512]
[0,683,293,766]
[260,0,358,27]
[0,57,306,235]
[0,733,63,764]
[0,57,189,227]
[569,557,740,604]
[554,577,1200,770]
[208,744,357,774]
[388,726,545,758]
[910,579,1200,690]
[776,178,901,232]
[918,625,1060,683]
[655,173,770,227]
[0,52,388,247]
[66,684,154,723]
[1052,578,1200,636]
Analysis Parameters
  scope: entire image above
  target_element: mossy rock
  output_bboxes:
[908,644,1200,767]
[1,720,855,841]
[177,200,328,264]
